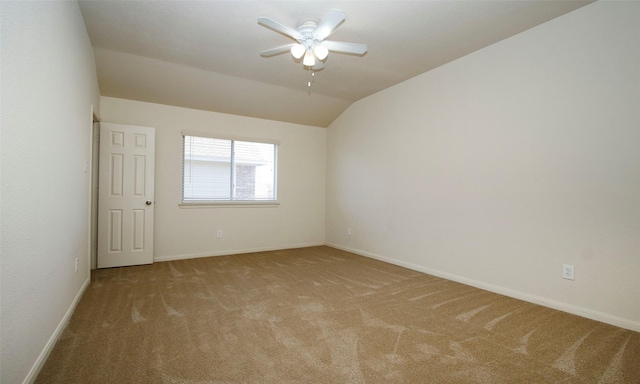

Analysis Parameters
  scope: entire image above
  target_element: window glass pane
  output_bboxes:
[234,141,276,200]
[183,136,231,200]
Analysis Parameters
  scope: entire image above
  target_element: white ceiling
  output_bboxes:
[79,0,593,127]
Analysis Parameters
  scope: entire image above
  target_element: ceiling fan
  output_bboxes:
[258,9,367,70]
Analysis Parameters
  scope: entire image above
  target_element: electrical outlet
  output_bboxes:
[562,264,574,280]
[216,229,223,238]
[75,258,78,273]
[347,228,352,236]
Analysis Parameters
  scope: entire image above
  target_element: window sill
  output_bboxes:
[179,201,280,208]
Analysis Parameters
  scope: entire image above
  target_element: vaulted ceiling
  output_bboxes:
[78,0,593,127]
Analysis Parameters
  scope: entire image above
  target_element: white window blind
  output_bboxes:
[183,135,277,202]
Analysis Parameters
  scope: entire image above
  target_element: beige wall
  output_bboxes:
[326,1,640,331]
[0,2,101,383]
[99,97,326,261]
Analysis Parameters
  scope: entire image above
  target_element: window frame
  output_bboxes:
[180,131,279,207]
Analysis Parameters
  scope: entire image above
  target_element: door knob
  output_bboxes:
[146,201,152,205]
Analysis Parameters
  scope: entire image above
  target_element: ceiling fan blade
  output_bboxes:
[314,9,346,41]
[258,17,303,41]
[322,40,368,55]
[260,44,297,57]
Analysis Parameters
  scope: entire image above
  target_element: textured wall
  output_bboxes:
[326,1,640,331]
[0,2,100,383]
[99,97,326,262]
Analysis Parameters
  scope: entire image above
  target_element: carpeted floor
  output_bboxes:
[36,246,639,383]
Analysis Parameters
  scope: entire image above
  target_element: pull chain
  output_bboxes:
[307,69,315,95]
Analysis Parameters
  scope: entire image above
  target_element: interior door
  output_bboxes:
[98,123,155,268]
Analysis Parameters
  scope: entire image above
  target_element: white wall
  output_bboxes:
[99,97,325,261]
[0,2,100,383]
[326,1,640,331]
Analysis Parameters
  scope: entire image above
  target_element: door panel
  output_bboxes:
[98,123,155,268]
[108,209,122,252]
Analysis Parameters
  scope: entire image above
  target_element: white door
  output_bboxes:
[98,123,155,268]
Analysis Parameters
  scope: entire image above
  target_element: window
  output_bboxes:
[182,133,277,204]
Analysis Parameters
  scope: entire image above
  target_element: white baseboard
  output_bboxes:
[154,242,326,263]
[326,243,640,333]
[23,276,91,384]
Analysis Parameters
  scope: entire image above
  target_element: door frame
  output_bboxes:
[89,110,100,270]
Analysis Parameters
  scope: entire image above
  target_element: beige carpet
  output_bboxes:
[36,246,639,383]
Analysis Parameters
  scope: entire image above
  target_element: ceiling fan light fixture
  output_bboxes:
[313,44,329,61]
[303,50,315,67]
[291,44,306,59]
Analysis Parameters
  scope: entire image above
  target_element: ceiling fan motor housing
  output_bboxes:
[298,22,322,49]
